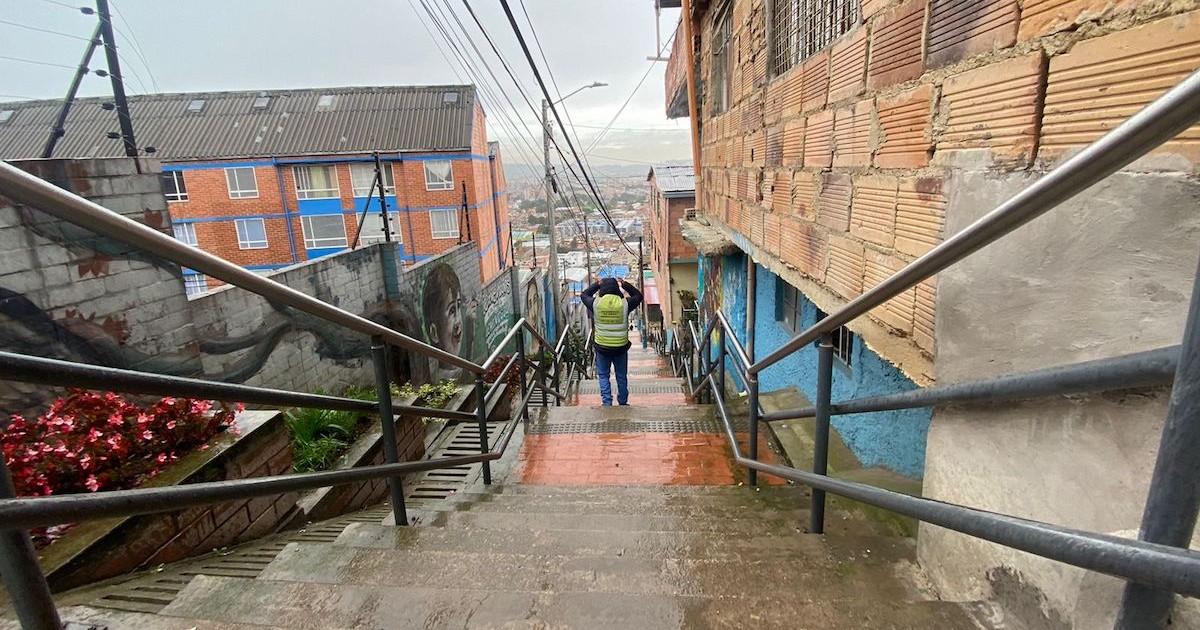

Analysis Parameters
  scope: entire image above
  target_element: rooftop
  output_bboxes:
[648,164,695,196]
[0,85,477,161]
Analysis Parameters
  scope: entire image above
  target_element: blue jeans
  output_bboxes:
[594,350,629,406]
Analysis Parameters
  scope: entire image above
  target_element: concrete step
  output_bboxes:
[427,509,825,535]
[15,604,336,630]
[257,542,915,600]
[158,574,974,629]
[435,488,812,513]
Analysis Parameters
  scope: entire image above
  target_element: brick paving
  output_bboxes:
[517,333,786,486]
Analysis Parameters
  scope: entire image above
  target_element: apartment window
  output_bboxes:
[301,214,348,249]
[173,223,198,247]
[235,218,268,249]
[350,163,396,197]
[424,160,453,191]
[813,307,855,367]
[770,0,860,77]
[430,209,459,239]
[161,171,188,202]
[775,277,802,333]
[711,3,733,114]
[359,212,401,244]
[183,274,207,295]
[225,167,258,199]
[294,164,339,199]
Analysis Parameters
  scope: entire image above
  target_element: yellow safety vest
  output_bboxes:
[593,294,629,348]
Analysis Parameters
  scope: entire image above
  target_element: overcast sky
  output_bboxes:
[1,0,691,172]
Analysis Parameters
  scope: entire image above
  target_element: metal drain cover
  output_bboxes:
[529,418,749,434]
[577,381,683,395]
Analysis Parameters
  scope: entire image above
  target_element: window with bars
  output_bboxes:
[430,209,459,239]
[711,3,733,115]
[770,0,861,77]
[294,165,339,199]
[161,171,188,202]
[350,163,396,197]
[813,306,855,367]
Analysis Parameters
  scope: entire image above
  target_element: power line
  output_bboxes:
[0,93,43,100]
[494,0,636,256]
[109,1,160,92]
[0,19,95,42]
[0,55,77,70]
[36,0,89,11]
[586,26,677,154]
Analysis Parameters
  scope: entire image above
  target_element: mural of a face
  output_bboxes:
[524,275,543,336]
[423,264,464,358]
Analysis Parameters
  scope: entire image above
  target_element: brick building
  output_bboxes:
[646,164,698,326]
[666,1,1200,625]
[0,86,511,292]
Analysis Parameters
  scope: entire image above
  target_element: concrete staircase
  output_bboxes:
[4,336,984,629]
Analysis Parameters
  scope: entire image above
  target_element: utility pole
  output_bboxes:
[542,97,558,340]
[41,22,102,159]
[638,236,647,348]
[582,210,593,283]
[96,0,138,159]
[459,181,471,244]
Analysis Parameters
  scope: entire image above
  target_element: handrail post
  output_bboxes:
[552,348,562,407]
[0,458,61,630]
[718,326,727,402]
[516,327,530,423]
[811,333,835,534]
[747,373,760,487]
[475,374,493,485]
[371,336,408,527]
[1115,257,1200,628]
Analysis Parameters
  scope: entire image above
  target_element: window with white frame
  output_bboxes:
[183,274,207,295]
[770,0,860,77]
[429,209,459,239]
[225,167,259,199]
[161,171,188,202]
[294,164,339,199]
[711,3,733,115]
[349,163,396,197]
[301,214,348,249]
[359,212,401,244]
[235,218,268,249]
[173,223,198,247]
[424,160,453,191]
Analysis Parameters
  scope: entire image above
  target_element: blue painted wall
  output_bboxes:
[709,253,930,478]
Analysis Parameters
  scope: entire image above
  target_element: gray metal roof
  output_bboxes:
[648,164,695,196]
[0,85,477,161]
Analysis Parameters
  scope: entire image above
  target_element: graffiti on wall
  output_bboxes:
[522,269,546,340]
[480,269,515,354]
[698,255,724,320]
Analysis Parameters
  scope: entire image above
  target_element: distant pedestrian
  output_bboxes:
[581,277,643,406]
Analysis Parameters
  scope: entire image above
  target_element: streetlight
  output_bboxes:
[544,81,606,340]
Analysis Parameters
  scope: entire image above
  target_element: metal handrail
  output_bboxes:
[761,345,1180,422]
[0,161,482,374]
[0,351,476,421]
[751,68,1200,374]
[693,350,1200,597]
[481,318,528,370]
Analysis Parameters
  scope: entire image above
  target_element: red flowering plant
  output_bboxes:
[2,390,241,544]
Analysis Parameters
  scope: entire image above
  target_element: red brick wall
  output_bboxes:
[689,0,1200,362]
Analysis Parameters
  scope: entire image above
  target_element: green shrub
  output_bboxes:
[284,397,361,473]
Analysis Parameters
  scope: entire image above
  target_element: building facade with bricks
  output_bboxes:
[646,164,698,327]
[0,86,511,292]
[666,0,1200,625]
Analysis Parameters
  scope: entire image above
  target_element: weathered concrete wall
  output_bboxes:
[919,166,1200,627]
[0,158,202,416]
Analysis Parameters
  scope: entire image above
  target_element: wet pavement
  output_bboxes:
[10,333,981,629]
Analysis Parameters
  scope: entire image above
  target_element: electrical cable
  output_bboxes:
[586,26,677,154]
[0,19,94,41]
[108,1,160,92]
[0,55,76,70]
[496,0,636,256]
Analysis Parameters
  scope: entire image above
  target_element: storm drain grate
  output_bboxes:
[529,418,750,434]
[405,421,506,503]
[577,381,684,395]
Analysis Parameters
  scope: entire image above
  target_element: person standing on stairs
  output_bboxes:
[581,277,643,406]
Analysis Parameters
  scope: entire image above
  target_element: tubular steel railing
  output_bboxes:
[0,161,573,630]
[664,68,1200,629]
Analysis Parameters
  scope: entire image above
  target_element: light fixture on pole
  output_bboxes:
[544,81,606,340]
